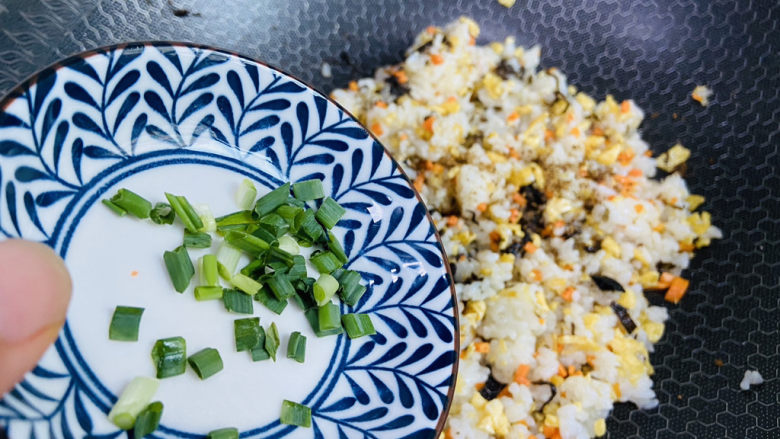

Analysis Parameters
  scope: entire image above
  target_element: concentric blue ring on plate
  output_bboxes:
[0,43,458,439]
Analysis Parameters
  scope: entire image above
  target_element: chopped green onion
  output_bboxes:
[188,348,223,380]
[110,188,152,219]
[254,286,288,314]
[254,182,290,217]
[236,178,258,210]
[151,337,187,378]
[268,246,295,267]
[149,202,175,225]
[231,273,263,296]
[285,197,306,208]
[315,197,345,229]
[318,302,342,333]
[216,210,255,227]
[275,204,303,225]
[293,280,317,311]
[216,243,242,280]
[109,306,144,341]
[164,193,203,232]
[163,246,195,293]
[223,288,254,314]
[327,231,348,263]
[295,209,323,242]
[342,313,376,339]
[224,230,270,255]
[200,254,219,286]
[287,255,308,280]
[310,251,342,273]
[313,273,339,306]
[304,307,343,337]
[286,331,306,363]
[267,271,295,300]
[194,286,223,301]
[240,259,265,278]
[184,231,212,248]
[234,317,261,352]
[133,401,163,438]
[338,270,367,306]
[208,428,239,439]
[264,322,280,361]
[292,179,325,201]
[259,213,289,237]
[196,204,217,233]
[250,326,270,361]
[102,199,127,216]
[280,400,311,428]
[277,235,300,255]
[108,376,159,430]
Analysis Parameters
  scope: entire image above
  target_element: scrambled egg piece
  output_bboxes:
[657,143,691,172]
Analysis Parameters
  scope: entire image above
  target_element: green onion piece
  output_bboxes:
[267,271,295,300]
[216,210,255,227]
[275,204,303,226]
[330,268,345,281]
[196,204,217,233]
[293,279,318,311]
[216,223,248,235]
[264,322,280,361]
[163,246,195,293]
[342,313,376,339]
[286,331,306,363]
[286,197,306,208]
[208,428,240,439]
[327,231,348,264]
[216,243,242,280]
[236,178,258,210]
[277,235,300,255]
[240,259,265,278]
[164,193,203,232]
[318,302,342,333]
[295,209,323,242]
[287,255,308,280]
[254,182,291,217]
[150,202,175,225]
[259,213,289,237]
[223,288,254,314]
[108,376,159,430]
[188,348,223,380]
[254,286,288,315]
[133,401,163,438]
[110,188,152,219]
[224,230,270,255]
[184,231,212,248]
[267,246,295,267]
[250,326,270,361]
[313,273,339,306]
[315,197,345,229]
[280,400,311,428]
[310,251,343,273]
[339,270,367,307]
[292,179,325,201]
[194,286,224,301]
[231,273,263,296]
[304,307,343,337]
[102,199,127,216]
[234,317,261,352]
[200,254,219,286]
[151,337,187,378]
[109,306,144,341]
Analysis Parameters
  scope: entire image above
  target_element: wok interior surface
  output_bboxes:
[0,0,777,437]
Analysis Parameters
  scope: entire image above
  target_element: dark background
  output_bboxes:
[0,1,777,438]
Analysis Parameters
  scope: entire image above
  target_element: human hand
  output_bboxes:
[0,240,72,396]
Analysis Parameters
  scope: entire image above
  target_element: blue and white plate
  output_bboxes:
[0,43,458,438]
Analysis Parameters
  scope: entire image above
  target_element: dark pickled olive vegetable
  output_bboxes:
[591,275,625,292]
[479,374,507,401]
[532,381,557,412]
[519,185,547,234]
[610,301,637,334]
[503,233,533,257]
[385,75,410,99]
[495,59,523,80]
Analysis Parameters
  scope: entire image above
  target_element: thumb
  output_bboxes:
[0,240,72,396]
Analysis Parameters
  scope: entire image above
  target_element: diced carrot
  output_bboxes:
[371,122,384,136]
[514,364,531,386]
[531,269,543,282]
[426,26,437,35]
[509,148,520,159]
[561,286,575,302]
[538,318,545,325]
[621,100,631,113]
[447,215,459,227]
[586,355,596,366]
[432,163,444,174]
[423,160,434,170]
[556,343,564,353]
[474,342,491,353]
[393,70,408,84]
[679,241,695,252]
[513,192,527,207]
[430,53,444,65]
[477,203,488,212]
[444,428,454,439]
[475,382,485,391]
[571,126,580,137]
[669,197,678,205]
[348,81,358,91]
[489,230,501,243]
[469,35,476,45]
[529,435,537,439]
[447,96,457,103]
[507,112,520,123]
[659,271,675,285]
[554,220,565,229]
[545,189,555,199]
[498,386,512,398]
[131,270,139,277]
[523,242,537,254]
[543,426,560,439]
[607,194,617,201]
[592,126,604,136]
[544,129,554,142]
[423,116,436,133]
[628,168,643,178]
[692,92,703,103]
[664,276,690,304]
[568,365,576,376]
[567,112,575,123]
[558,364,568,377]
[375,100,388,109]
[617,148,635,166]
[413,174,424,192]
[460,350,468,359]
[634,204,644,213]
[541,224,554,237]
[509,208,520,223]
[644,150,653,157]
